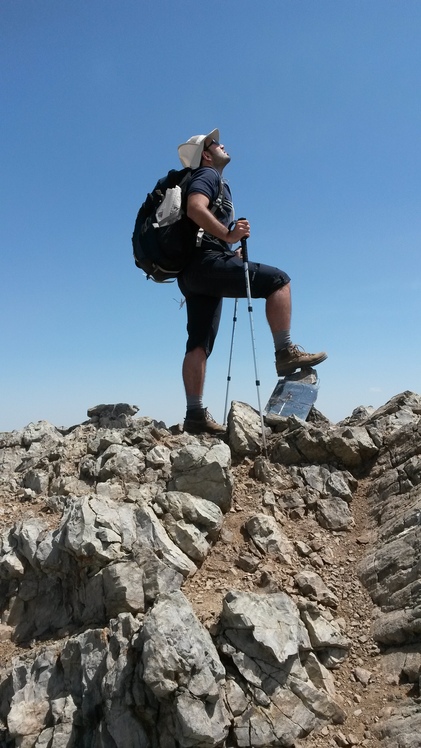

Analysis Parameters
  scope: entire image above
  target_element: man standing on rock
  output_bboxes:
[177,128,327,436]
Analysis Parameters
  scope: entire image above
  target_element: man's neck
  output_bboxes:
[201,162,226,176]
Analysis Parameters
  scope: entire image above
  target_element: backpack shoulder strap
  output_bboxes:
[210,174,224,215]
[195,172,225,246]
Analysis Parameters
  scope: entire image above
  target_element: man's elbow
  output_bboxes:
[186,205,196,221]
[187,205,203,224]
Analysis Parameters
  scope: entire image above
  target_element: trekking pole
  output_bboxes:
[223,298,238,425]
[240,228,268,456]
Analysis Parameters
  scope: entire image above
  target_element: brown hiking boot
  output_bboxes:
[183,408,226,436]
[275,344,327,376]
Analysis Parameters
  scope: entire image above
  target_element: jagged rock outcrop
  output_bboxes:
[348,398,421,746]
[358,416,421,646]
[0,393,419,746]
[218,590,347,746]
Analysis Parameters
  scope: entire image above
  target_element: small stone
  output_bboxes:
[354,667,372,686]
[310,539,324,552]
[262,490,276,506]
[236,553,260,573]
[310,552,324,568]
[257,571,279,592]
[385,673,399,686]
[253,687,271,707]
[379,706,393,719]
[356,533,372,544]
[321,546,336,564]
[295,540,311,556]
[348,735,360,746]
[0,624,13,641]
[219,527,234,543]
[290,507,305,520]
[334,731,349,747]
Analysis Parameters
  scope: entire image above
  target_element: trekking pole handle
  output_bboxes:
[238,217,249,262]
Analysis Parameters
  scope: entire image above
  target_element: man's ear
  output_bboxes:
[201,149,212,166]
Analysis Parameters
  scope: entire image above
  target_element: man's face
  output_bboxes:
[203,138,231,169]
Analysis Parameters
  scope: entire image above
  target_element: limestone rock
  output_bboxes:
[375,703,421,748]
[245,513,294,562]
[97,444,146,482]
[162,514,210,562]
[0,392,420,747]
[228,401,267,456]
[134,502,197,577]
[297,465,356,502]
[294,570,339,608]
[141,590,230,745]
[154,490,223,539]
[87,403,140,428]
[219,590,345,746]
[358,416,421,646]
[169,442,233,511]
[316,497,354,531]
[269,418,378,468]
[298,601,350,666]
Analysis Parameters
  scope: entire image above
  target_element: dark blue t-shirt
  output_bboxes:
[187,166,234,251]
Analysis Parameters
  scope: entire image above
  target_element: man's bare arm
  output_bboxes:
[187,193,250,244]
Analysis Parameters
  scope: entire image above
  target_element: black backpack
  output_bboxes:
[132,168,223,283]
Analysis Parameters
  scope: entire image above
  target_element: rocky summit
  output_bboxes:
[0,392,420,748]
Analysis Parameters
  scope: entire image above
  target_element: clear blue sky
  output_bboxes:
[1,0,420,432]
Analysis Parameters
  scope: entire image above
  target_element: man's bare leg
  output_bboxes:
[182,347,207,397]
[266,283,327,376]
[265,283,291,333]
[182,347,225,434]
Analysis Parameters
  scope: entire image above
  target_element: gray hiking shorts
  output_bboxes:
[178,249,290,357]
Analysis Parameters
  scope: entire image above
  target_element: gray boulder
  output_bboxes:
[316,497,354,531]
[245,513,294,563]
[169,442,233,511]
[228,401,268,456]
[154,490,223,539]
[269,418,378,468]
[218,590,345,746]
[294,570,339,608]
[141,590,230,746]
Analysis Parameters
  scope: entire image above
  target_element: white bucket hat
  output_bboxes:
[178,128,220,169]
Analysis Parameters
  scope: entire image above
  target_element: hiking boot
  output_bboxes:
[275,344,327,376]
[183,408,226,436]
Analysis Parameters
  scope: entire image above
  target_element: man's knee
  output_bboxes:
[268,280,291,298]
[250,264,291,299]
[185,345,207,357]
[185,343,212,359]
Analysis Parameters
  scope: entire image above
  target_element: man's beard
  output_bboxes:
[214,152,231,169]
